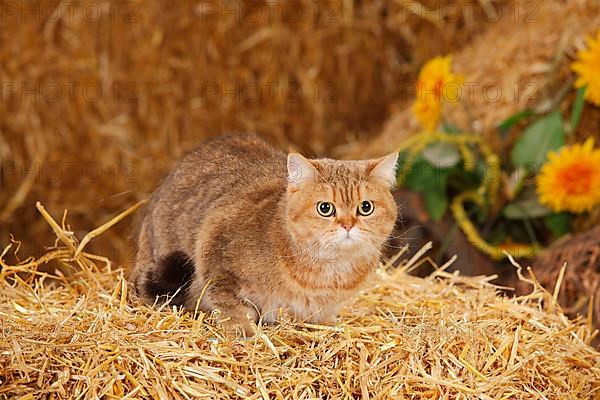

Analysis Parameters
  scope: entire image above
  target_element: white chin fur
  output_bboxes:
[337,226,359,240]
[330,227,362,250]
[303,228,370,263]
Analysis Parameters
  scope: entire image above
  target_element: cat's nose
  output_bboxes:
[339,217,357,232]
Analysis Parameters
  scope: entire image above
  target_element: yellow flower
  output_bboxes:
[571,30,600,106]
[411,98,441,131]
[412,55,463,130]
[537,138,600,213]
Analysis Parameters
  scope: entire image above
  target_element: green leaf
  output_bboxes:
[446,167,482,192]
[404,159,449,191]
[503,197,553,219]
[403,159,432,190]
[569,86,586,135]
[544,213,571,236]
[422,142,461,169]
[424,186,448,221]
[498,109,533,137]
[403,157,450,221]
[442,122,462,134]
[510,111,565,170]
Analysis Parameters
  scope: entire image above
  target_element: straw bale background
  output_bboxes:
[355,0,600,158]
[2,0,512,267]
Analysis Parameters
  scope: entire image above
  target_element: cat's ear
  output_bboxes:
[368,153,399,187]
[287,153,316,186]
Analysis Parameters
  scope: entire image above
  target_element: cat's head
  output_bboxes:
[285,153,398,263]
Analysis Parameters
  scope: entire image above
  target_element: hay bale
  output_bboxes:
[528,225,600,337]
[1,0,508,266]
[1,204,599,398]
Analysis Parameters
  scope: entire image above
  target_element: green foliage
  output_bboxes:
[502,197,553,219]
[447,164,482,192]
[441,122,463,134]
[511,111,565,170]
[423,184,448,221]
[422,142,461,168]
[396,54,591,259]
[402,156,456,221]
[569,86,586,135]
[544,213,571,237]
[497,109,533,137]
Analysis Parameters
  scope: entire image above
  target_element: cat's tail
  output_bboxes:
[129,218,196,308]
[132,251,196,308]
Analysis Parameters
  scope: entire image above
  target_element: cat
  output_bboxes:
[129,134,398,336]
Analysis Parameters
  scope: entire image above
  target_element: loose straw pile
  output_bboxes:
[1,203,599,399]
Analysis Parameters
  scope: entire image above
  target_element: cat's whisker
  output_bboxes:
[363,225,424,241]
[394,225,425,237]
[278,232,337,261]
[362,241,385,262]
[359,229,394,244]
[383,243,414,249]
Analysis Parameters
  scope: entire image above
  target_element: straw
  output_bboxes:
[1,203,599,398]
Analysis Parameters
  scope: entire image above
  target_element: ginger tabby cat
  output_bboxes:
[129,134,398,336]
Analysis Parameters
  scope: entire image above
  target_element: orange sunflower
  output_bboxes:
[571,30,600,106]
[537,138,600,213]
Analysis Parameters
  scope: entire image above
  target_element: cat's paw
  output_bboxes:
[221,317,257,339]
[307,312,338,326]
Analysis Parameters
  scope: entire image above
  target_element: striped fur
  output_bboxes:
[129,134,398,336]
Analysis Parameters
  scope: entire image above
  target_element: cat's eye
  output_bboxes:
[317,201,336,217]
[357,200,374,216]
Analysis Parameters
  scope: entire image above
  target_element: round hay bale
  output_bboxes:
[529,225,600,336]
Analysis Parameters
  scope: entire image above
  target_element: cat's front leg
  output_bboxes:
[306,304,340,326]
[204,280,259,338]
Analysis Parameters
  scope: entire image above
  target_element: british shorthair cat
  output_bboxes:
[129,134,398,336]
